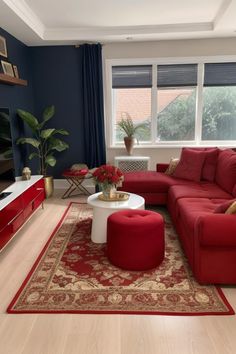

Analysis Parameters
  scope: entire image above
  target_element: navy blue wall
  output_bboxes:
[0,28,86,178]
[31,46,85,178]
[0,27,35,176]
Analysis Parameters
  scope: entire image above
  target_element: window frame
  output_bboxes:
[156,85,197,143]
[105,56,236,148]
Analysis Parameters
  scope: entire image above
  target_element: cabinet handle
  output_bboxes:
[36,188,44,191]
[7,211,23,226]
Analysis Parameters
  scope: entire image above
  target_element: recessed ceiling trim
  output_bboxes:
[45,22,213,41]
[2,0,45,38]
[214,0,232,29]
[0,0,236,45]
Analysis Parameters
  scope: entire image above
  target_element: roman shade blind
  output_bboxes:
[157,64,198,87]
[112,65,152,88]
[204,63,236,86]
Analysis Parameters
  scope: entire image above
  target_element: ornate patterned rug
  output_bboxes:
[7,202,234,315]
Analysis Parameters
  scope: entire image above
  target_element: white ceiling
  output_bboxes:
[0,0,236,45]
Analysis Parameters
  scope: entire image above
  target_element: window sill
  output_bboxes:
[108,143,236,149]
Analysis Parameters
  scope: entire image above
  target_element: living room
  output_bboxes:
[0,0,236,353]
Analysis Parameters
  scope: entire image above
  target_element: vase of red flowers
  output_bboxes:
[92,164,124,199]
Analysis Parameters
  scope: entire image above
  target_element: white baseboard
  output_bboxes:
[15,176,96,193]
[54,179,96,193]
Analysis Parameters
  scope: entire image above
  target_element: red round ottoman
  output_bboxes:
[107,209,165,271]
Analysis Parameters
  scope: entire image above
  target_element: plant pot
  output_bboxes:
[124,136,135,155]
[44,176,54,198]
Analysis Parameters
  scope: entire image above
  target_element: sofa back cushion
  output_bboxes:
[215,149,236,194]
[173,148,206,182]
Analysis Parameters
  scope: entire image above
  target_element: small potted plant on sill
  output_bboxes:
[117,114,147,155]
[17,105,69,198]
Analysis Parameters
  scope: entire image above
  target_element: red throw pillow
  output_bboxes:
[201,148,219,182]
[183,147,219,182]
[63,168,88,177]
[215,149,236,194]
[173,149,206,182]
[233,185,236,198]
[214,199,236,213]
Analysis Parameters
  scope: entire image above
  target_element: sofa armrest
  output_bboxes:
[156,163,169,173]
[196,214,236,247]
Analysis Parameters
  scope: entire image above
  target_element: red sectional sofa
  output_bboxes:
[119,148,236,285]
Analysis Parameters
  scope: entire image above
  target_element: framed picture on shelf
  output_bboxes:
[13,65,19,78]
[1,60,14,77]
[0,35,8,58]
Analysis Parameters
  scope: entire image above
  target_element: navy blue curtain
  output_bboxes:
[80,43,106,168]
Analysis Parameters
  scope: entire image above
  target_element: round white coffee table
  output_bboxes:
[87,192,145,243]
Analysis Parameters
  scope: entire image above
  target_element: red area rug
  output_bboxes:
[7,202,234,315]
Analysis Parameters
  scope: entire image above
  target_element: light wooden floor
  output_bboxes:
[0,190,236,354]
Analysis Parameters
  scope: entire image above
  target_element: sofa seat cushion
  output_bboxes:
[176,198,226,234]
[168,184,232,222]
[169,182,232,203]
[120,171,197,194]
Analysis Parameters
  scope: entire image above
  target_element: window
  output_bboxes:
[109,61,236,146]
[157,64,197,142]
[112,66,152,142]
[157,88,196,141]
[202,63,236,141]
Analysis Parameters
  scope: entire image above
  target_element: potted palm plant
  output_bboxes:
[117,114,147,155]
[17,105,69,198]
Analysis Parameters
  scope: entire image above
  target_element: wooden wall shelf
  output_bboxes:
[0,73,28,86]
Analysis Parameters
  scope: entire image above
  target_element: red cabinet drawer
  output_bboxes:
[0,211,24,250]
[23,190,44,220]
[33,191,45,210]
[0,224,12,249]
[21,179,45,207]
[0,196,23,231]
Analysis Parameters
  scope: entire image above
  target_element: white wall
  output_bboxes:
[103,37,236,59]
[103,37,236,169]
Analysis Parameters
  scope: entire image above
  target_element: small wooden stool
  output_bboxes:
[62,168,92,198]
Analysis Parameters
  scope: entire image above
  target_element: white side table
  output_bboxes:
[87,192,145,243]
[114,156,150,173]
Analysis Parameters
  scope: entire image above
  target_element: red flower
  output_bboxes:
[92,165,123,187]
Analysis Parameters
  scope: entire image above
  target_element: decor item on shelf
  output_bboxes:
[92,164,123,200]
[0,35,7,58]
[22,167,31,180]
[17,105,69,198]
[13,65,19,78]
[1,60,14,77]
[117,114,147,155]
